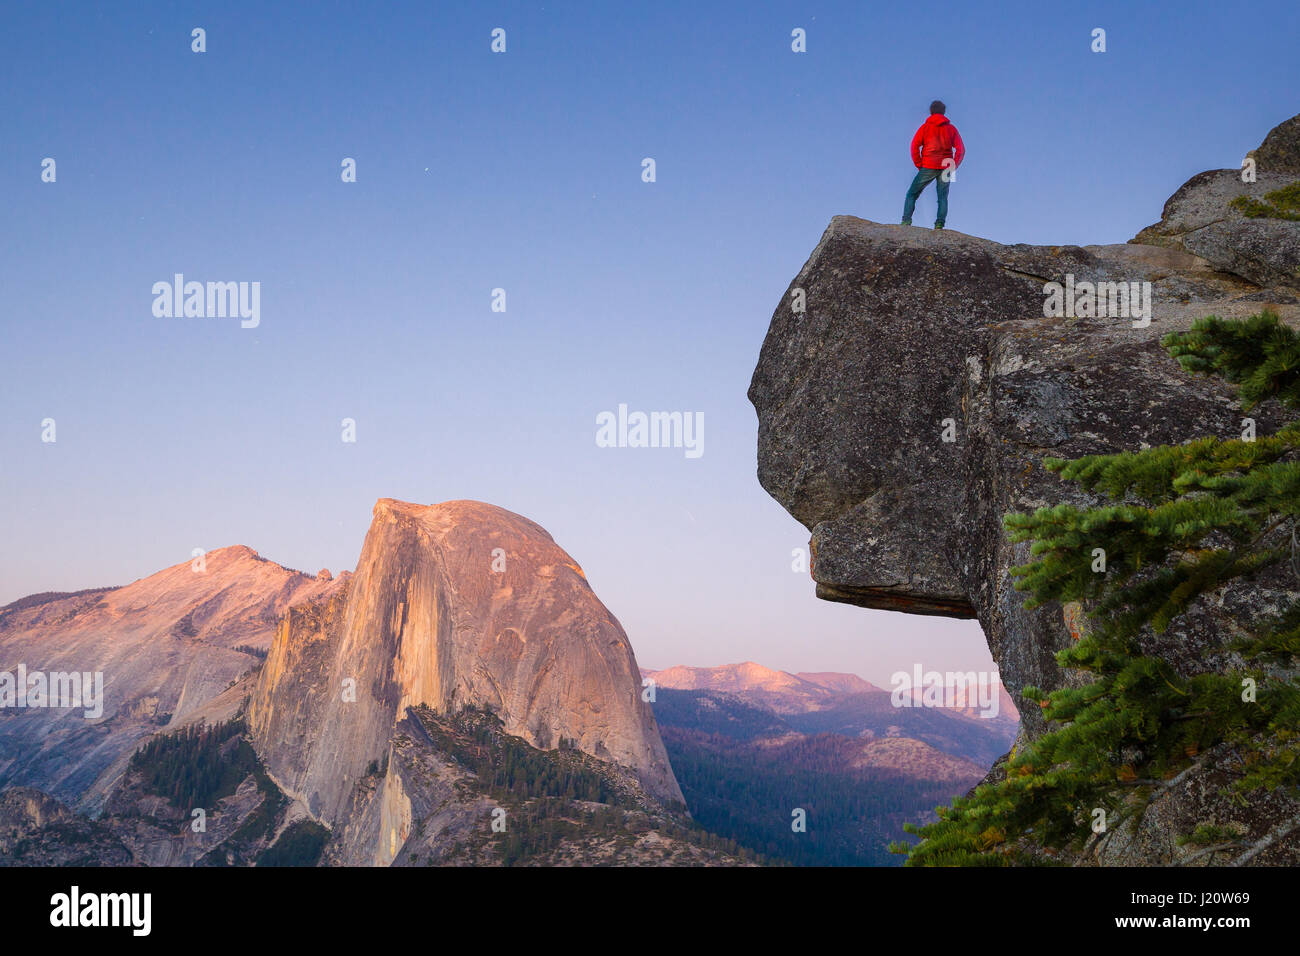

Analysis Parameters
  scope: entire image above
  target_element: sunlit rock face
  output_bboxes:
[248,498,682,832]
[0,546,344,812]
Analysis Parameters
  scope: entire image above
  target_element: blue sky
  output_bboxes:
[2,1,1297,683]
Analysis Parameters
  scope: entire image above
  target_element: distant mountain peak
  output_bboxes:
[795,671,882,695]
[645,661,880,697]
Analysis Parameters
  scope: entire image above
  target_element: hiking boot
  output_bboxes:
[901,219,912,226]
[934,223,945,230]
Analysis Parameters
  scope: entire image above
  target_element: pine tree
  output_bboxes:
[896,310,1300,866]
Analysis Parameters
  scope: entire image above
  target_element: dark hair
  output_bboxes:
[929,100,946,115]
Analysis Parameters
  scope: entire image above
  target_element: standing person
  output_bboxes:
[902,101,965,230]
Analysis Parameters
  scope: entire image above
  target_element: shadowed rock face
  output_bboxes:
[0,787,132,865]
[1250,113,1300,175]
[750,219,1286,635]
[749,115,1300,864]
[248,498,682,837]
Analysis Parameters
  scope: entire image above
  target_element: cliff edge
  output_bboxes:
[749,113,1300,864]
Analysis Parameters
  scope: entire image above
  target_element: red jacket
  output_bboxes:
[911,114,965,170]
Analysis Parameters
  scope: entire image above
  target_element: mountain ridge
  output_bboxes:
[0,497,686,866]
[0,544,346,811]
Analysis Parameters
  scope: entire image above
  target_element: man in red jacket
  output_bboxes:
[902,101,965,229]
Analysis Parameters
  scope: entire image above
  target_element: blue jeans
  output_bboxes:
[902,167,949,227]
